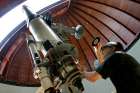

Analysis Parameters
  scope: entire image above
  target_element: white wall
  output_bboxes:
[0,83,37,93]
[0,79,116,93]
[128,39,140,63]
[82,78,116,93]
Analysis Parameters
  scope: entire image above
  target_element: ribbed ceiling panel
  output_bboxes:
[59,0,140,71]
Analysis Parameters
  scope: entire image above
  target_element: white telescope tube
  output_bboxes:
[29,17,62,46]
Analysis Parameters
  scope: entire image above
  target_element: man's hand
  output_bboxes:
[93,43,104,64]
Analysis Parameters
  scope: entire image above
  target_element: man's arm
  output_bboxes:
[82,71,102,82]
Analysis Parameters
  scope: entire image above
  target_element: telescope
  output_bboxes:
[23,5,84,93]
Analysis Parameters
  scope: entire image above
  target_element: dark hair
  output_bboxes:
[115,42,124,51]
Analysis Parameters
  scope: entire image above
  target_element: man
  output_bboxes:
[83,42,140,93]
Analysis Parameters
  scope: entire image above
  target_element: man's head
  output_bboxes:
[100,42,124,58]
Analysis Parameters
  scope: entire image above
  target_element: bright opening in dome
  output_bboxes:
[0,0,60,43]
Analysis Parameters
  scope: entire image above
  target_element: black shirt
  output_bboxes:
[96,51,140,93]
